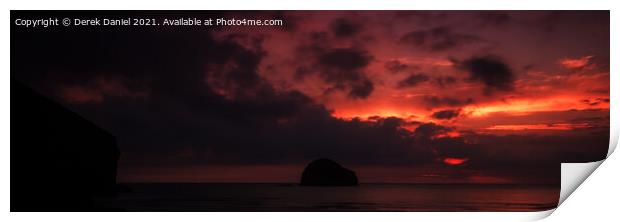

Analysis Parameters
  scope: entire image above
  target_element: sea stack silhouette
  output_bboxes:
[300,158,358,186]
[11,80,120,211]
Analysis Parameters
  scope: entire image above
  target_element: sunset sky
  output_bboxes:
[12,11,610,184]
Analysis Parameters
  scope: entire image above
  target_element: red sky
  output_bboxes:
[212,11,609,132]
[13,11,610,184]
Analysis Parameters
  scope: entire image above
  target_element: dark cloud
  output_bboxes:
[317,48,375,99]
[10,17,419,167]
[399,26,481,51]
[433,137,474,160]
[581,98,610,106]
[434,76,457,87]
[294,66,311,80]
[295,33,376,99]
[384,60,409,73]
[477,12,511,27]
[431,109,461,120]
[464,131,608,169]
[569,115,609,129]
[413,122,452,139]
[318,48,372,70]
[598,98,610,103]
[349,78,374,99]
[422,96,474,108]
[329,17,362,38]
[457,55,515,94]
[397,73,430,88]
[204,37,269,99]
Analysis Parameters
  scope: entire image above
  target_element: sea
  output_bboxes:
[95,183,559,212]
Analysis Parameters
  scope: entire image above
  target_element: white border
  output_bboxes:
[2,0,617,221]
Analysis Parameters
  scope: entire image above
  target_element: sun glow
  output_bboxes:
[463,96,606,118]
[443,158,469,165]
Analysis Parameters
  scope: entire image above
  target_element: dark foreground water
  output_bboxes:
[96,183,559,212]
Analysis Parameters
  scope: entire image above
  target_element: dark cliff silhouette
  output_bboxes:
[11,80,120,211]
[300,158,358,186]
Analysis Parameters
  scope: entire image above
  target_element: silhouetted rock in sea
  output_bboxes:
[300,159,358,186]
[11,80,120,211]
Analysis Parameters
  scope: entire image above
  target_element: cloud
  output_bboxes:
[413,122,453,139]
[457,55,515,94]
[59,76,149,104]
[316,48,375,99]
[431,109,461,120]
[384,60,409,74]
[559,55,595,70]
[422,96,474,108]
[464,132,608,168]
[581,97,610,106]
[294,32,376,99]
[399,26,481,51]
[12,24,428,166]
[349,78,374,99]
[318,48,372,70]
[434,76,457,87]
[329,17,362,38]
[397,73,430,88]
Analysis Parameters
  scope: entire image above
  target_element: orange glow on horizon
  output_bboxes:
[329,96,608,125]
[486,123,590,131]
[463,96,607,118]
[332,109,422,121]
[433,131,462,139]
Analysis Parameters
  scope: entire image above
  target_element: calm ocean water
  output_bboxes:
[97,183,559,212]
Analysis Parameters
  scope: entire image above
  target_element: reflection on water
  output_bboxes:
[97,183,559,211]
